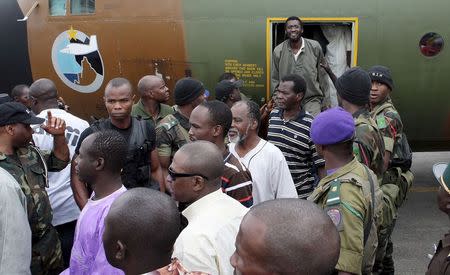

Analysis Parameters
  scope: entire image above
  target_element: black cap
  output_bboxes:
[0,93,12,104]
[215,80,242,102]
[174,78,205,106]
[0,102,44,126]
[336,67,371,106]
[368,65,394,90]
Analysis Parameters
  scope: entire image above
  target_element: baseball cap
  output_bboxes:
[215,80,242,102]
[0,93,12,104]
[0,102,44,126]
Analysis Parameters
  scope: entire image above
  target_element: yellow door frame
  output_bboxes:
[266,17,359,99]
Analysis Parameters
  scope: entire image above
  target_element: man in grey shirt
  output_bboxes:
[271,16,330,116]
[0,167,31,274]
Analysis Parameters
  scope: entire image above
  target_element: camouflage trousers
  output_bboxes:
[31,226,64,275]
[373,168,414,274]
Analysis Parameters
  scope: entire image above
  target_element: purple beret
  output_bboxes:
[311,107,355,145]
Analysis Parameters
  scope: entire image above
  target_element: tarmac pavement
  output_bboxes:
[392,151,450,274]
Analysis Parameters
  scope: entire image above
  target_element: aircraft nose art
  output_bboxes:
[52,28,104,93]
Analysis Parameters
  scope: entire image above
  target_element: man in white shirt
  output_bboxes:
[0,167,32,275]
[30,78,89,267]
[228,100,297,204]
[169,141,248,274]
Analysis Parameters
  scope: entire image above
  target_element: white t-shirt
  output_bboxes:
[32,108,89,226]
[229,139,297,205]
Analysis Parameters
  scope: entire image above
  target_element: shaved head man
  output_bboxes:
[132,75,173,127]
[231,199,340,275]
[29,78,58,114]
[71,77,164,210]
[103,188,181,274]
[30,78,90,267]
[169,141,248,274]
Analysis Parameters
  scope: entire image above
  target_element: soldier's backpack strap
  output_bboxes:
[363,165,375,245]
[29,145,49,188]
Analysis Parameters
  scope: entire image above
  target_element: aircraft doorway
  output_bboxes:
[266,17,359,99]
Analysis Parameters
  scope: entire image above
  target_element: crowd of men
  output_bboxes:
[2,15,448,275]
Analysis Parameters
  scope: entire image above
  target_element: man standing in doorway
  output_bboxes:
[271,16,329,116]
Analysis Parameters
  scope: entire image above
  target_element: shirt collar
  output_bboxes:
[182,189,223,222]
[319,158,359,185]
[288,37,305,53]
[279,108,306,121]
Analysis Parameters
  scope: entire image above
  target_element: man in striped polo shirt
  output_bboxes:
[268,74,325,199]
[189,100,253,207]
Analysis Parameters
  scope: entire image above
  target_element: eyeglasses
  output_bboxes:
[168,166,209,181]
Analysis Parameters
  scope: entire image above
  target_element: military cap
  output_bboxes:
[433,162,450,194]
[311,107,355,145]
[368,65,394,90]
[174,77,204,106]
[0,102,44,126]
[215,80,242,102]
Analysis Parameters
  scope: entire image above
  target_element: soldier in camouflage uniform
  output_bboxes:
[0,102,70,274]
[308,107,379,275]
[369,65,414,275]
[336,67,386,178]
[336,67,389,274]
[156,78,205,175]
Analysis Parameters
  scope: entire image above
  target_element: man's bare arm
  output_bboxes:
[150,150,165,192]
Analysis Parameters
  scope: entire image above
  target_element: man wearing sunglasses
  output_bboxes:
[168,141,248,274]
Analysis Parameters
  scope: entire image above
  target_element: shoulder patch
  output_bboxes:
[376,115,387,129]
[161,119,178,131]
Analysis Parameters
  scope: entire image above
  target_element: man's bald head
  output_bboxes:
[176,140,224,182]
[232,199,340,275]
[137,75,162,95]
[103,188,181,274]
[29,78,58,100]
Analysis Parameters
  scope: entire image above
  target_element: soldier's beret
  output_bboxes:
[433,162,450,195]
[311,107,355,145]
[0,102,44,126]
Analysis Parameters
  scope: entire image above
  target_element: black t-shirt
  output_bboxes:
[75,118,156,155]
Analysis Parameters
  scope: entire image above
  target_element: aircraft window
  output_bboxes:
[71,0,95,15]
[49,0,66,16]
[419,32,444,57]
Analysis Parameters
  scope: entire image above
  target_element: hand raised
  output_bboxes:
[41,111,66,136]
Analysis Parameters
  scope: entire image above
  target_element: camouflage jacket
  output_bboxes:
[308,158,381,275]
[353,108,385,179]
[156,111,190,159]
[371,98,412,170]
[0,145,68,273]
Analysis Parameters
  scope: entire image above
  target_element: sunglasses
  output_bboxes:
[168,166,209,181]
